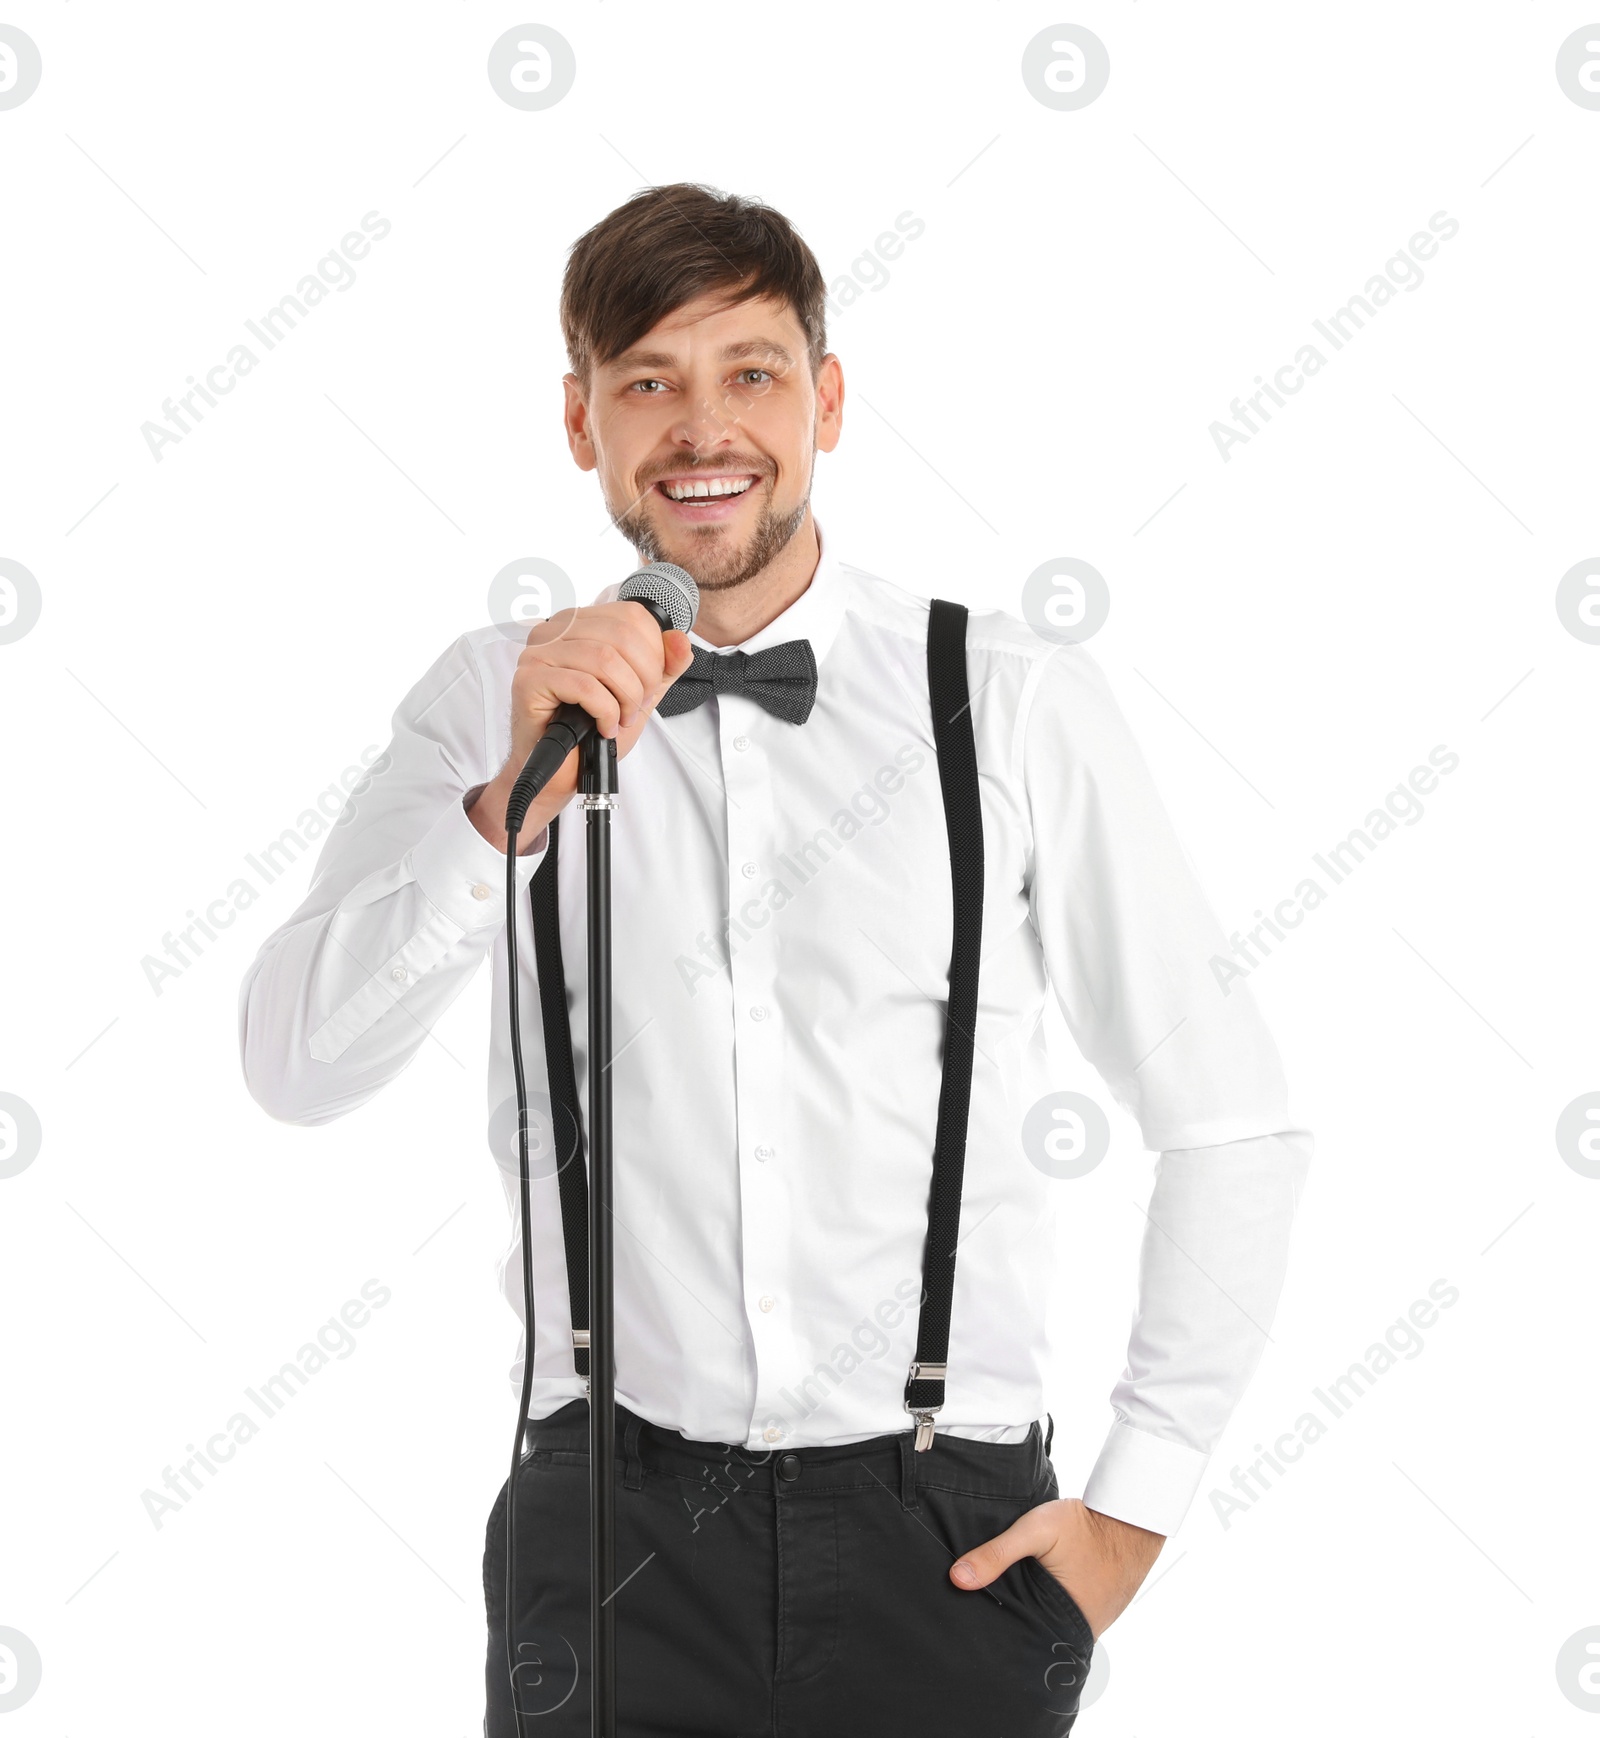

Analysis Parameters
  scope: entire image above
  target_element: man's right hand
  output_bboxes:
[468,602,696,853]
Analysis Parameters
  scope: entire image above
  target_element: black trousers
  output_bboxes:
[482,1399,1093,1736]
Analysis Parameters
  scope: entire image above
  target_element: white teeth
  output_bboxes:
[662,475,754,501]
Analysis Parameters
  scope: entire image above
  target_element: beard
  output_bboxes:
[610,476,811,594]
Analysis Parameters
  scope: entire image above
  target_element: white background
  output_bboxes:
[2,3,1597,1732]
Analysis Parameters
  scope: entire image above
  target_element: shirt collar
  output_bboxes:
[687,519,847,669]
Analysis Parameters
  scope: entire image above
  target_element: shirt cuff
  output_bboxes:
[412,792,548,930]
[1080,1417,1209,1537]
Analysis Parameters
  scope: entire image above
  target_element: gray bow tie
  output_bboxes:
[656,639,818,725]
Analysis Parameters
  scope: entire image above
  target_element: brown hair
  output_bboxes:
[560,183,827,387]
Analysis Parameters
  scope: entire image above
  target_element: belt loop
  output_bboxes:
[898,1429,922,1513]
[622,1411,645,1491]
[1044,1411,1055,1461]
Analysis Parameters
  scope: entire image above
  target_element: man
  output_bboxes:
[240,183,1311,1735]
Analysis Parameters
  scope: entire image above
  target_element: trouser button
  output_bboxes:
[777,1453,801,1482]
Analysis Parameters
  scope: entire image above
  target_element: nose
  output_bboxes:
[672,393,736,456]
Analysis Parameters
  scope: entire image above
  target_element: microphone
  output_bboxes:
[503,560,700,836]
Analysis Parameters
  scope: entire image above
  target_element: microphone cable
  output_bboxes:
[504,820,538,1738]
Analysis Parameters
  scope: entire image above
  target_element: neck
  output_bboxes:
[690,512,821,648]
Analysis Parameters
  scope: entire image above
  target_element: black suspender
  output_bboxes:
[904,598,985,1448]
[527,812,592,1381]
[526,598,984,1452]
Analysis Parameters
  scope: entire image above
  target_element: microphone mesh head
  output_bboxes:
[618,561,699,634]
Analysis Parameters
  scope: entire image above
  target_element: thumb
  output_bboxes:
[662,628,695,679]
[950,1507,1055,1592]
[636,631,694,722]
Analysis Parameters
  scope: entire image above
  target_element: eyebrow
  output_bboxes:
[605,338,796,373]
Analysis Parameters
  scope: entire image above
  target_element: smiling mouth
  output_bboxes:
[654,474,760,502]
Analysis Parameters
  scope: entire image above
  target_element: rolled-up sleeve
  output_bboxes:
[1021,643,1312,1535]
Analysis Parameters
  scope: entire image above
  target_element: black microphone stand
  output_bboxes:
[580,729,619,1738]
[502,565,693,1737]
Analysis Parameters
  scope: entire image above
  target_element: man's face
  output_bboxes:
[564,290,843,594]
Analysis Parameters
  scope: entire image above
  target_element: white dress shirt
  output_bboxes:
[238,524,1311,1536]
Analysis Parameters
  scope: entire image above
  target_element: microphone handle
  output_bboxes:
[503,703,592,835]
[502,596,677,836]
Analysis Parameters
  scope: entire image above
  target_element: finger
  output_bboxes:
[591,615,674,723]
[524,666,623,738]
[613,596,677,655]
[586,638,653,724]
[607,601,677,685]
[528,605,662,685]
[950,1507,1058,1591]
[528,640,647,728]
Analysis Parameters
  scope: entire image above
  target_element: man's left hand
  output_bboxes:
[950,1497,1165,1640]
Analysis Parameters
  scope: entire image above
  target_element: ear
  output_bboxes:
[814,352,844,455]
[563,372,598,473]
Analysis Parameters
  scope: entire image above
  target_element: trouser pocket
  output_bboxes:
[780,1475,1088,1735]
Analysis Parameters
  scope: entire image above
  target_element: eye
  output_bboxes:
[629,378,669,394]
[736,368,773,387]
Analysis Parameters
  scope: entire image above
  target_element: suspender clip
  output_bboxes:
[905,1361,946,1452]
[574,1328,591,1397]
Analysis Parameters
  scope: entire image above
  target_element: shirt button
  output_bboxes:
[758,1294,776,1313]
[741,861,759,880]
[390,966,408,983]
[733,735,751,752]
[763,1426,783,1443]
[754,1144,775,1163]
[750,1005,769,1022]
[470,883,492,901]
